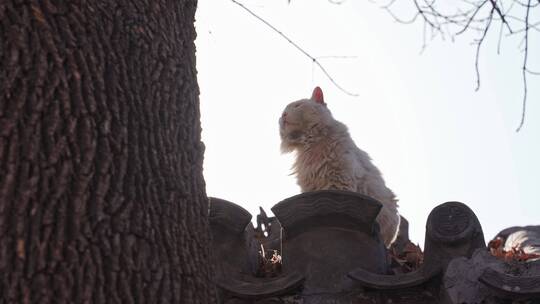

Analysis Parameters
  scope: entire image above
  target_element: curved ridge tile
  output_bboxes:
[423,201,485,271]
[348,267,440,290]
[426,201,479,244]
[479,266,540,297]
[215,272,305,299]
[209,197,252,234]
[272,190,382,234]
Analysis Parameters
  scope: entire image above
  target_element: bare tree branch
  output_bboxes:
[506,19,540,34]
[490,0,514,33]
[414,0,444,34]
[231,0,358,96]
[456,0,490,35]
[497,15,505,53]
[516,0,531,132]
[380,0,398,9]
[474,7,495,91]
[384,8,421,24]
[376,0,539,131]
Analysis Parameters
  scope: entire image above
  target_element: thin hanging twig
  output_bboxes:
[515,0,531,132]
[474,7,495,91]
[230,0,359,96]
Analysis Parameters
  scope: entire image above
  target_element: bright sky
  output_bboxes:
[195,0,539,245]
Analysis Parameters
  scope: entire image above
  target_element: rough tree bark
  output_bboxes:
[0,1,216,303]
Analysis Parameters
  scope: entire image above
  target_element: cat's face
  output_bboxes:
[279,87,332,152]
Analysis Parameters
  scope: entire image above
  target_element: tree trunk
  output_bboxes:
[0,1,215,303]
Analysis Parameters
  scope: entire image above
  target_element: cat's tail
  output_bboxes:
[377,203,401,248]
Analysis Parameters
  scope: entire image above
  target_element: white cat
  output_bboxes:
[279,87,400,247]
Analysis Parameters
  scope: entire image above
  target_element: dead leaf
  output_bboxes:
[488,236,540,262]
[388,241,424,274]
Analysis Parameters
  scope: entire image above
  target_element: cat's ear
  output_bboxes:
[311,86,325,105]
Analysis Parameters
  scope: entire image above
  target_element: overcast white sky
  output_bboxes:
[195,0,539,245]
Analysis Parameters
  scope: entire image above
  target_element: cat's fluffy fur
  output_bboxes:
[279,87,400,247]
